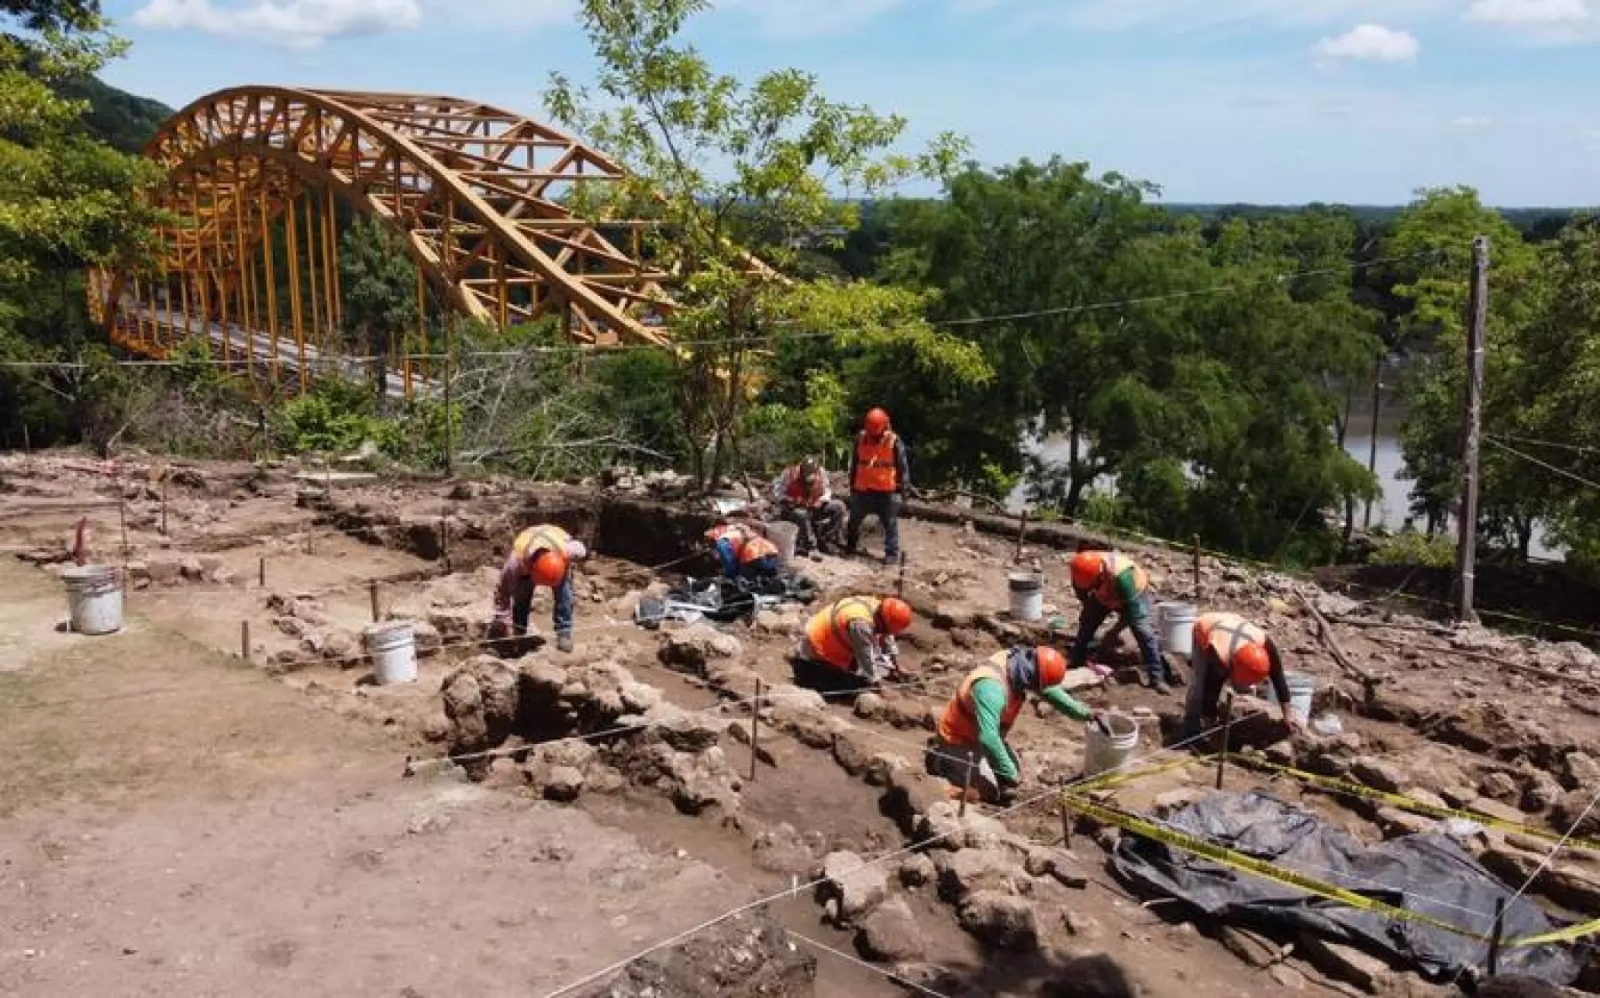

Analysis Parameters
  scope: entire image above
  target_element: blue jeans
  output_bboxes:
[846,491,900,559]
[512,570,574,638]
[739,554,781,581]
[1072,593,1163,681]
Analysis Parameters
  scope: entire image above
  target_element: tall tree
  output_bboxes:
[338,216,418,403]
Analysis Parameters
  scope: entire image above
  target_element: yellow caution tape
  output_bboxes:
[1060,791,1600,950]
[1218,753,1600,855]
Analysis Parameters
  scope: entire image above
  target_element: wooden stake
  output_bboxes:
[1453,235,1490,624]
[895,550,907,597]
[240,620,251,662]
[1216,696,1232,790]
[258,556,266,588]
[1488,896,1505,976]
[160,475,168,536]
[369,579,380,622]
[959,756,976,817]
[118,498,129,579]
[1191,534,1202,599]
[1015,508,1029,562]
[748,677,763,782]
[1060,797,1073,847]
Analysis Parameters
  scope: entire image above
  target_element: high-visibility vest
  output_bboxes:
[1092,552,1148,608]
[783,466,826,505]
[708,523,777,564]
[853,431,900,492]
[937,665,1023,747]
[512,524,571,563]
[804,596,880,670]
[1194,612,1267,670]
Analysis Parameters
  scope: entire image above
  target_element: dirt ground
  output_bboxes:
[3,449,1599,998]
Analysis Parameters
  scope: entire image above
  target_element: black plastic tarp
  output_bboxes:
[1109,790,1586,984]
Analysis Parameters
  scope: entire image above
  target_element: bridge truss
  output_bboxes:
[90,86,697,396]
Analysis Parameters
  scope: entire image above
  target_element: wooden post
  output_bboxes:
[1015,508,1029,562]
[895,550,907,597]
[258,556,266,588]
[748,678,763,781]
[1060,797,1073,847]
[1215,696,1232,790]
[958,756,976,818]
[1453,236,1489,624]
[118,499,129,579]
[1488,897,1506,976]
[160,474,168,536]
[369,579,380,622]
[240,620,251,662]
[1191,534,1202,599]
[1363,355,1382,531]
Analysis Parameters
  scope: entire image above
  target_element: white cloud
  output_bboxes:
[131,0,422,47]
[1312,23,1421,62]
[1465,0,1590,24]
[1054,0,1449,32]
[711,0,904,38]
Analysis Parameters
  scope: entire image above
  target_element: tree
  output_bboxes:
[545,0,965,487]
[338,216,418,403]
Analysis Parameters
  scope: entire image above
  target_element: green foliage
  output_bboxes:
[1369,527,1456,568]
[339,216,419,401]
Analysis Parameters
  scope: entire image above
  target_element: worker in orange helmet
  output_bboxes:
[929,645,1100,804]
[489,523,589,653]
[1183,611,1301,739]
[793,594,914,695]
[771,455,846,557]
[845,407,909,564]
[704,519,782,581]
[1068,548,1171,693]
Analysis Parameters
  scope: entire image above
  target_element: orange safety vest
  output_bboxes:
[853,431,900,493]
[783,466,826,506]
[938,665,1024,747]
[1194,612,1267,670]
[512,524,571,563]
[1092,552,1149,608]
[804,596,880,670]
[708,523,778,564]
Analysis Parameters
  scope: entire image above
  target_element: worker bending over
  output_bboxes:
[929,646,1097,804]
[705,520,782,581]
[1069,550,1169,693]
[793,595,914,695]
[1183,611,1302,739]
[490,523,589,653]
[772,456,846,557]
[845,407,909,564]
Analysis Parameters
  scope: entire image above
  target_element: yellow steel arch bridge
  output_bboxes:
[90,86,748,398]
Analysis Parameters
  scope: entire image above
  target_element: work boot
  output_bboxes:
[1151,679,1173,696]
[556,632,574,654]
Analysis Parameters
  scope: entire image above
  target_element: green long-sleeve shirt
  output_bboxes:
[970,676,1092,783]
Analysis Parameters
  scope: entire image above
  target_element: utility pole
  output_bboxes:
[1363,354,1382,531]
[1452,236,1489,623]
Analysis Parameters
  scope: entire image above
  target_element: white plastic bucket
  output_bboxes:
[1265,671,1316,723]
[1007,572,1044,622]
[62,564,123,635]
[1158,602,1198,659]
[764,520,799,565]
[364,621,417,685]
[1083,711,1140,777]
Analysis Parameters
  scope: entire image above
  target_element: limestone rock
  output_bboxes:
[957,891,1038,951]
[1562,752,1600,791]
[752,823,815,875]
[917,801,1013,852]
[542,765,585,802]
[441,656,521,756]
[1521,768,1565,813]
[1298,935,1395,994]
[410,619,443,657]
[658,623,743,675]
[1478,770,1521,804]
[1351,757,1408,794]
[935,848,1032,901]
[855,896,926,963]
[853,692,887,721]
[1550,789,1600,839]
[820,850,889,922]
[898,853,936,889]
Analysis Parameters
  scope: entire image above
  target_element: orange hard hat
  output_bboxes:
[1230,643,1271,688]
[1069,551,1105,591]
[1035,646,1068,690]
[877,596,913,634]
[529,548,569,588]
[864,407,891,434]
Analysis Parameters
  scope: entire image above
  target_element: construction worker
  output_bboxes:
[1068,549,1169,693]
[705,520,782,581]
[1183,611,1302,739]
[771,456,846,557]
[845,407,909,564]
[489,523,588,653]
[928,645,1098,804]
[793,594,914,695]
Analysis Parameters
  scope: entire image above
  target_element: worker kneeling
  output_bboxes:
[793,595,913,695]
[488,523,589,654]
[1068,550,1170,693]
[705,521,782,582]
[929,646,1098,805]
[1182,611,1304,740]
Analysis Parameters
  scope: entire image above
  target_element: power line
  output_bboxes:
[1494,433,1600,457]
[1487,436,1600,494]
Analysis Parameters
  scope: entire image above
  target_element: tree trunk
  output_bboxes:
[1063,419,1086,517]
[1517,517,1533,562]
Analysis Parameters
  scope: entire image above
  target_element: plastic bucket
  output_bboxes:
[62,564,123,635]
[1083,711,1140,777]
[1007,572,1044,622]
[1265,671,1316,722]
[364,621,417,685]
[1158,602,1198,659]
[764,520,799,565]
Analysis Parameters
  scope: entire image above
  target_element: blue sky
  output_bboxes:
[98,0,1600,206]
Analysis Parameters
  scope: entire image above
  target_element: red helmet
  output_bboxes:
[1070,551,1106,591]
[529,548,569,587]
[876,596,913,634]
[864,408,891,435]
[1035,646,1068,689]
[1230,643,1271,688]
